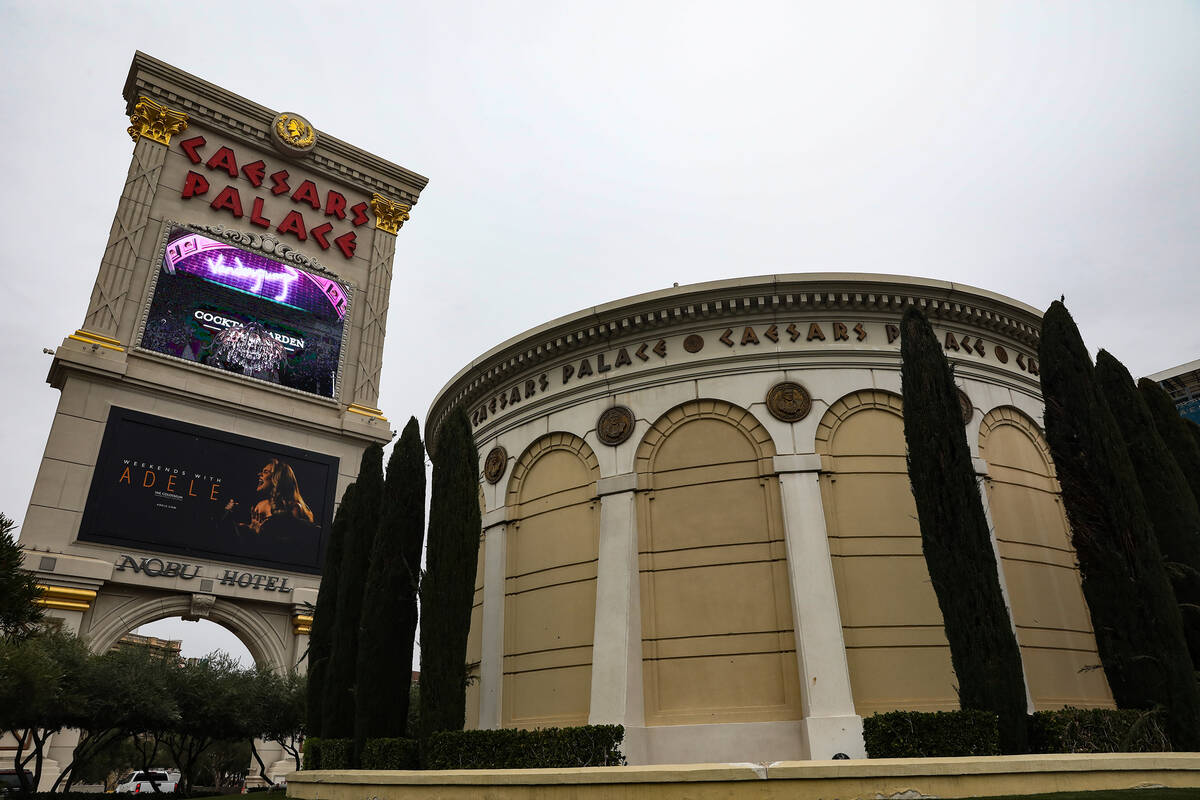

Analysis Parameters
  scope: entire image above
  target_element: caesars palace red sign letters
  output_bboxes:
[176,136,368,259]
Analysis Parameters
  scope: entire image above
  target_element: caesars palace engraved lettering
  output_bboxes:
[469,320,1038,429]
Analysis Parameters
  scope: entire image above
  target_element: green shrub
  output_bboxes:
[302,736,320,770]
[305,736,352,770]
[360,737,421,769]
[1030,707,1171,753]
[863,710,1000,757]
[425,725,625,769]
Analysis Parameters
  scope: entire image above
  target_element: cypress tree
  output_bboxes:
[322,444,385,743]
[1039,301,1200,749]
[355,418,426,747]
[305,483,356,739]
[419,407,482,741]
[899,307,1029,754]
[1139,377,1200,507]
[1096,351,1200,667]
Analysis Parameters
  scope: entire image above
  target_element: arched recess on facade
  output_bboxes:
[814,389,958,714]
[84,593,290,672]
[635,399,802,725]
[978,406,1113,708]
[495,432,601,728]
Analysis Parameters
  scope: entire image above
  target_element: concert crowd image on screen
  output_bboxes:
[77,407,339,575]
[140,226,350,397]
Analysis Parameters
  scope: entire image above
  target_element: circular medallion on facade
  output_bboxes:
[271,112,318,155]
[683,334,705,353]
[766,382,812,423]
[957,389,973,424]
[483,446,508,484]
[596,406,636,446]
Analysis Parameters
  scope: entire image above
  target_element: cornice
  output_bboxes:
[124,51,428,204]
[425,273,1046,441]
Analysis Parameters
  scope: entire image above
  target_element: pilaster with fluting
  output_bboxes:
[352,227,396,409]
[83,136,167,341]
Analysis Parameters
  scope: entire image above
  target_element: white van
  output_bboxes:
[114,771,178,793]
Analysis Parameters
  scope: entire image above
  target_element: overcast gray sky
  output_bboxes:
[2,1,1198,663]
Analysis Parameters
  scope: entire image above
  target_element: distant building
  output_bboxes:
[1148,359,1200,424]
[112,632,183,660]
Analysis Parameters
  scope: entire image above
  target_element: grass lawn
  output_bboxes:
[970,790,1197,800]
[223,788,1199,800]
[207,786,1199,800]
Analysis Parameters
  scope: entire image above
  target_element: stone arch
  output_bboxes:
[506,432,600,509]
[635,398,776,481]
[978,406,1056,479]
[814,388,959,714]
[977,406,1113,709]
[499,432,601,728]
[84,591,290,672]
[814,389,904,456]
[635,399,800,725]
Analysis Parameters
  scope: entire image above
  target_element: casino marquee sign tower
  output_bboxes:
[17,53,426,786]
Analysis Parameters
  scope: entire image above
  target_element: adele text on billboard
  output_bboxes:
[139,225,350,397]
[78,407,339,575]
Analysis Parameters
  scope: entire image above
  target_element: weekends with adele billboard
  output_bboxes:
[78,408,338,575]
[140,226,350,397]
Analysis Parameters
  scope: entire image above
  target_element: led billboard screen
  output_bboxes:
[78,407,338,575]
[140,226,349,397]
[1180,398,1200,425]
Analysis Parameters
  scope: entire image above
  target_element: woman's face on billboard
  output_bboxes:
[256,462,275,492]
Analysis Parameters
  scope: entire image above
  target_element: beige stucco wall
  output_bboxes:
[979,407,1114,709]
[429,273,1115,763]
[503,434,600,727]
[816,391,960,713]
[637,402,802,725]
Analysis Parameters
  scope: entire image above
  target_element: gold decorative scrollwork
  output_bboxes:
[127,96,189,146]
[371,193,411,234]
[273,112,317,152]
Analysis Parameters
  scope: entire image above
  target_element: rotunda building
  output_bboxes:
[425,273,1113,765]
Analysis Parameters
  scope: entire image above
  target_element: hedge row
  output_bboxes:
[303,737,351,770]
[360,737,422,769]
[311,709,1167,767]
[865,707,1174,758]
[304,725,623,770]
[1029,707,1171,753]
[426,725,625,769]
[864,710,1000,758]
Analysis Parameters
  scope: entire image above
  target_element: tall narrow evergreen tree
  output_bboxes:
[355,418,426,748]
[305,483,356,739]
[322,445,385,743]
[1096,351,1200,666]
[1139,378,1200,507]
[419,407,482,741]
[1039,301,1200,749]
[899,307,1029,753]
